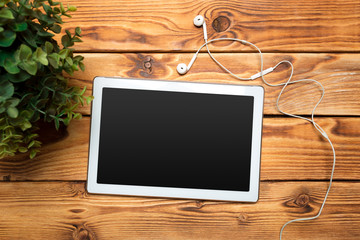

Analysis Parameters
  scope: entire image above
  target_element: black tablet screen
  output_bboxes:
[97,87,254,191]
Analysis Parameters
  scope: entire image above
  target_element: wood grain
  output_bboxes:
[69,53,360,116]
[52,0,360,52]
[1,117,359,181]
[0,181,359,240]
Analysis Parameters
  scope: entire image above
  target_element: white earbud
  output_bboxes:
[193,15,204,27]
[176,63,187,75]
[176,15,208,75]
[193,15,208,41]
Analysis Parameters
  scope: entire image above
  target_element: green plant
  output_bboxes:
[0,0,92,159]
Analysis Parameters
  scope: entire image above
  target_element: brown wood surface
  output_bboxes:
[70,53,360,116]
[54,0,360,52]
[1,117,359,181]
[2,0,360,239]
[0,181,359,240]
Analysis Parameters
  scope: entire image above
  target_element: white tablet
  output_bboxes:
[87,77,264,202]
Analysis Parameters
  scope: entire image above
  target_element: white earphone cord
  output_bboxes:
[194,37,336,239]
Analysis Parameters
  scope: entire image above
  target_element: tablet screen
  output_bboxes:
[97,87,254,192]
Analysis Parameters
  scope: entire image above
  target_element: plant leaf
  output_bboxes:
[0,8,14,19]
[18,44,32,61]
[47,53,60,68]
[65,56,73,65]
[7,106,18,118]
[44,41,54,53]
[79,61,85,71]
[61,34,73,48]
[68,5,77,12]
[9,22,28,32]
[4,57,20,74]
[29,149,38,159]
[18,147,28,153]
[0,80,14,102]
[20,30,37,48]
[58,48,70,59]
[33,47,48,65]
[54,118,60,130]
[0,30,16,47]
[19,60,37,75]
[6,71,31,83]
[7,98,20,107]
[75,27,81,36]
[50,24,61,33]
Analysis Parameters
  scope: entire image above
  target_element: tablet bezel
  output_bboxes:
[87,77,264,202]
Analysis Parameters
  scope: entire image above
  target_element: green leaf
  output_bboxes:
[80,86,86,95]
[61,34,73,48]
[20,109,33,119]
[86,96,94,105]
[65,56,73,65]
[9,22,28,32]
[58,48,70,59]
[72,36,82,43]
[68,5,77,11]
[79,61,85,71]
[28,140,35,148]
[0,30,16,47]
[0,8,14,19]
[7,106,18,118]
[42,3,52,15]
[44,41,54,54]
[59,2,65,14]
[19,60,37,75]
[0,80,14,102]
[47,53,60,68]
[0,27,4,32]
[18,147,28,153]
[6,71,31,83]
[33,47,48,65]
[53,7,60,14]
[29,149,38,159]
[75,27,81,36]
[37,30,55,37]
[54,118,60,130]
[20,120,32,131]
[50,24,61,33]
[20,30,37,48]
[0,0,10,8]
[7,98,20,107]
[73,112,82,120]
[4,57,20,74]
[18,44,32,61]
[0,50,11,67]
[65,29,71,38]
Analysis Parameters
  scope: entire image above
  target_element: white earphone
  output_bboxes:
[177,15,336,240]
[176,15,208,75]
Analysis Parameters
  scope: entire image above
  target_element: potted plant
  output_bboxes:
[0,0,92,159]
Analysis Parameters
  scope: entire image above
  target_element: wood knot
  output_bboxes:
[3,175,11,181]
[212,16,231,32]
[295,194,310,207]
[73,224,96,240]
[238,213,248,223]
[143,56,153,74]
[195,200,205,209]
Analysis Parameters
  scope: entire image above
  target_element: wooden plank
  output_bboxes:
[53,0,360,52]
[70,53,360,116]
[0,181,359,240]
[1,117,359,181]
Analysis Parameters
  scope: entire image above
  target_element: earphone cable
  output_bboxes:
[197,37,336,240]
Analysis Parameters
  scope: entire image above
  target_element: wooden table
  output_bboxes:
[1,0,360,239]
